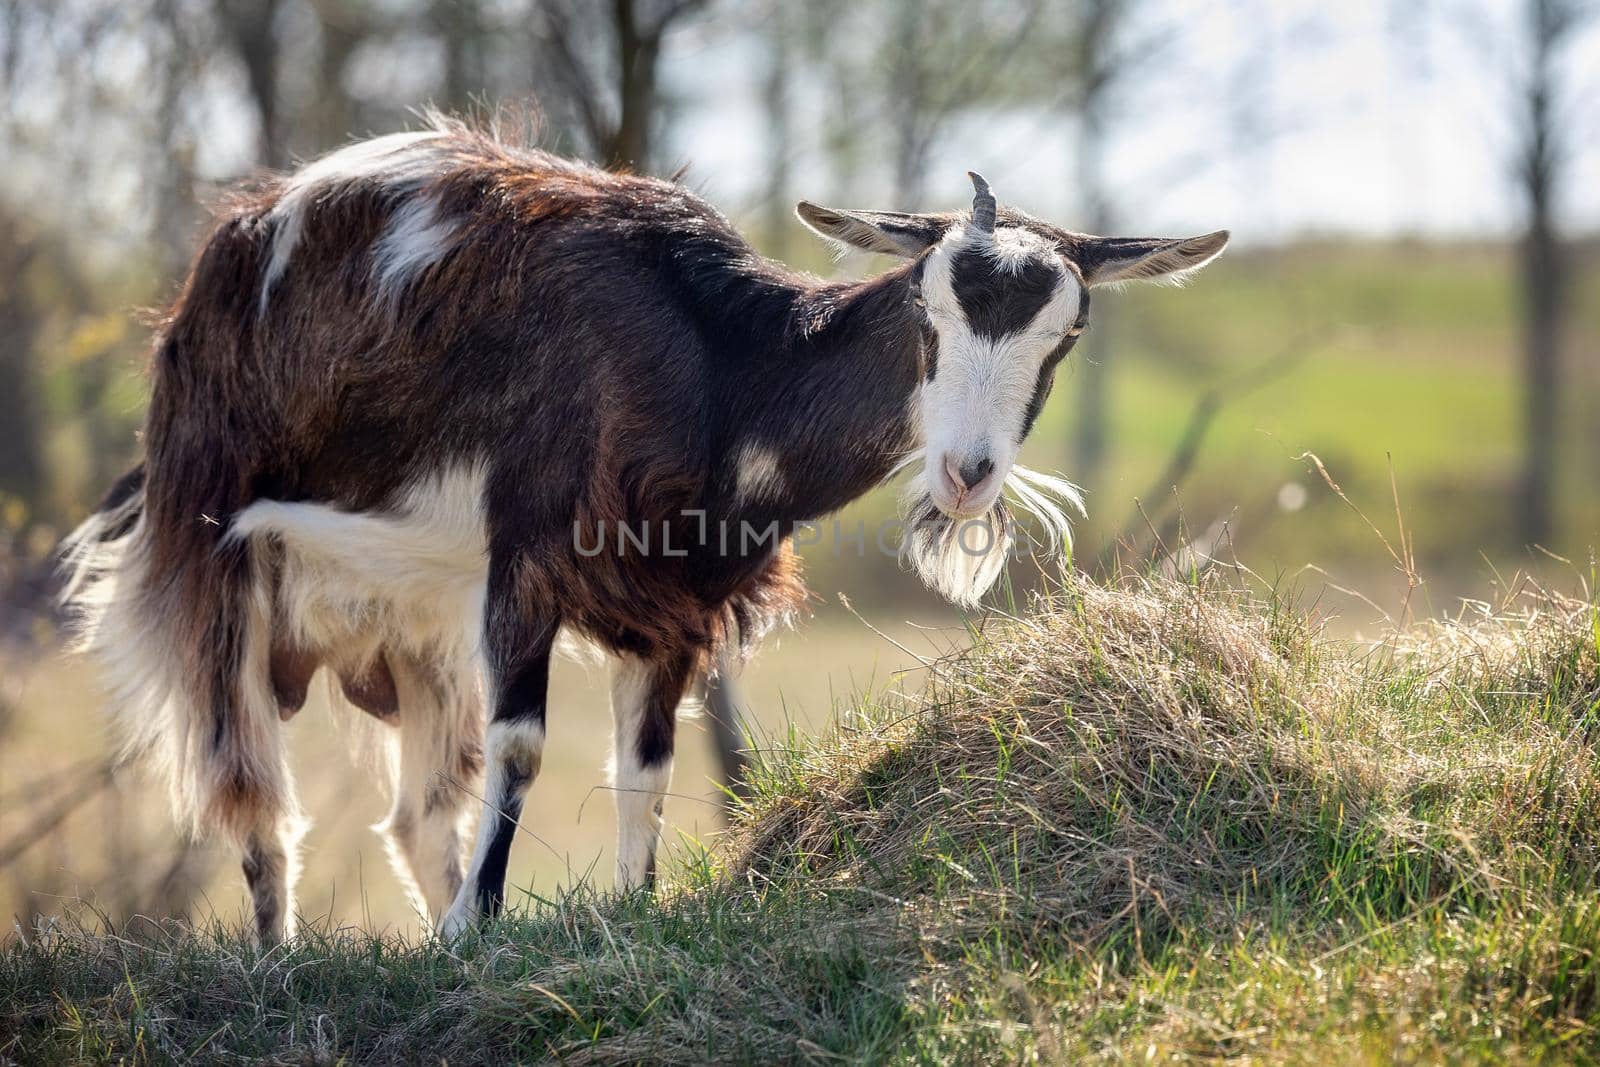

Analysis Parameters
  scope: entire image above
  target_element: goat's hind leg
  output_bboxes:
[378,650,482,922]
[227,713,304,948]
[241,819,298,947]
[231,725,305,947]
[228,629,306,948]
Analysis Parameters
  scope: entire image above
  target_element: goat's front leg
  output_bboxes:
[609,651,694,891]
[440,576,556,939]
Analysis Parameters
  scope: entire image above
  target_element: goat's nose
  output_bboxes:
[946,452,996,492]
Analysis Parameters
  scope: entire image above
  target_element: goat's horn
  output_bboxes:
[967,171,996,235]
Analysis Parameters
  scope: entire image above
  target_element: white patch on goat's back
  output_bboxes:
[226,462,489,665]
[261,130,455,312]
[372,194,462,305]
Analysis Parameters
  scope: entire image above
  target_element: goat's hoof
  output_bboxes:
[438,902,477,941]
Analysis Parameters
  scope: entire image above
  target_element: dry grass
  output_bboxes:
[729,574,1600,1060]
[737,576,1599,932]
[4,573,1598,1064]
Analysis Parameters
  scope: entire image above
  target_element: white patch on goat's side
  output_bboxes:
[607,655,670,891]
[371,194,462,306]
[734,442,787,503]
[260,130,455,313]
[226,462,490,666]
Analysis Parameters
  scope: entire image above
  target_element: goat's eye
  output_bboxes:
[910,290,925,308]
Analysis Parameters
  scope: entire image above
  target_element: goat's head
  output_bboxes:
[798,175,1229,604]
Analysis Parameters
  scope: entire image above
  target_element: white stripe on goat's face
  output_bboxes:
[915,225,1081,519]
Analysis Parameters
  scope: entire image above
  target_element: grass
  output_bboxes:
[5,571,1599,1064]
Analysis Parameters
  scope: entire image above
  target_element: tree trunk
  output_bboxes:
[220,0,286,167]
[434,0,483,113]
[1070,0,1118,494]
[151,0,197,279]
[607,0,661,170]
[0,225,42,513]
[701,654,752,809]
[309,0,365,149]
[1515,0,1569,547]
[888,0,930,210]
[760,8,794,257]
[1519,172,1561,546]
[1071,131,1113,494]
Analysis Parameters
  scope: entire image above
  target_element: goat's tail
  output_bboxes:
[60,462,297,845]
[61,206,303,847]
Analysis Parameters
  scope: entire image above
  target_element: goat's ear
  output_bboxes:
[795,203,954,258]
[1075,230,1230,287]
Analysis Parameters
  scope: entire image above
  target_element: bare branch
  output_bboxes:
[1095,333,1327,574]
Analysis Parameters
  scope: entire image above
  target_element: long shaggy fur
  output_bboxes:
[61,483,297,843]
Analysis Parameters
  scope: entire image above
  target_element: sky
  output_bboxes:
[7,0,1597,255]
[665,0,1600,246]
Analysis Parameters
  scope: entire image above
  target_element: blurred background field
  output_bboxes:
[1,0,1596,936]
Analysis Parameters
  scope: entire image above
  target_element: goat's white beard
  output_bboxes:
[888,450,1087,609]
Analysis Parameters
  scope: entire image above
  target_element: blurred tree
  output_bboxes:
[759,3,794,258]
[1045,1,1282,506]
[534,0,709,172]
[434,0,486,112]
[1511,0,1590,546]
[881,0,1037,208]
[0,216,44,517]
[1065,0,1131,496]
[306,0,371,149]
[217,0,288,168]
[798,0,1038,209]
[150,0,200,277]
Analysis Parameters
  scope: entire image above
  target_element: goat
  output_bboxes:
[60,115,1228,944]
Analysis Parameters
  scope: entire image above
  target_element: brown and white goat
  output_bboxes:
[60,116,1227,944]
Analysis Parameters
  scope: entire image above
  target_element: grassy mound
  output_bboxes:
[5,577,1599,1064]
